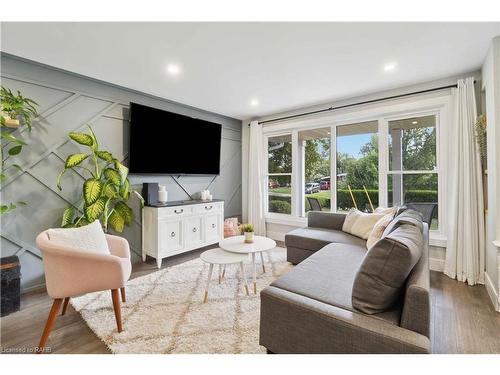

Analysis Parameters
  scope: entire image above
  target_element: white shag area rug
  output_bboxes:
[71,247,292,354]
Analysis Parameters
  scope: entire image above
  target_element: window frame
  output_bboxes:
[261,92,451,244]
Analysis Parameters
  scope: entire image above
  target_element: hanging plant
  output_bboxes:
[1,86,39,214]
[474,114,487,168]
[57,125,143,232]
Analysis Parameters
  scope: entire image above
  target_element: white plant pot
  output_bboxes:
[244,231,254,243]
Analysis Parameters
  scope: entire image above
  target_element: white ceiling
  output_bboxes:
[1,22,499,120]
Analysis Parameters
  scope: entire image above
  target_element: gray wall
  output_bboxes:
[0,53,242,292]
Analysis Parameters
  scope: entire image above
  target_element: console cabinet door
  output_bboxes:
[186,216,203,247]
[205,213,222,243]
[159,219,184,255]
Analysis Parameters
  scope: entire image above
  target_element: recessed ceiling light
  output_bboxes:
[383,62,397,72]
[250,99,259,107]
[412,121,418,125]
[166,64,181,76]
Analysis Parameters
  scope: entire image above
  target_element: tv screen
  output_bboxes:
[128,103,222,175]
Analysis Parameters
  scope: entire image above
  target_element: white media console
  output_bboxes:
[142,200,224,268]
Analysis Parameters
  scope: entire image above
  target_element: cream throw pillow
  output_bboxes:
[374,206,397,216]
[366,214,394,249]
[48,220,110,254]
[342,209,386,240]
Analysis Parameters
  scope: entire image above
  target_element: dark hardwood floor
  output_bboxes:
[2,249,500,354]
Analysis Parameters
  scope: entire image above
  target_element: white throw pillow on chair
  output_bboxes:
[47,220,110,254]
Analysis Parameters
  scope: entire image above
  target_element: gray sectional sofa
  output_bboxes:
[259,210,431,354]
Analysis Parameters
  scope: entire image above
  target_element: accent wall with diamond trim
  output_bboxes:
[0,54,242,292]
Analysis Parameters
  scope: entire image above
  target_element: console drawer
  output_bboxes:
[192,202,223,214]
[158,206,192,218]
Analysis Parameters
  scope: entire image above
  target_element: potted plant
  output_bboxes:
[241,223,255,243]
[1,86,39,214]
[57,125,143,232]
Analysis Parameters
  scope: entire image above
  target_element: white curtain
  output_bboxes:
[247,120,266,235]
[445,77,485,285]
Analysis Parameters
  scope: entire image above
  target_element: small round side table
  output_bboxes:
[200,248,250,303]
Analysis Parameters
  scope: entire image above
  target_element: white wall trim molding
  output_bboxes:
[485,271,500,312]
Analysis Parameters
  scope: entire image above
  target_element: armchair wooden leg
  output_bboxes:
[120,287,126,303]
[37,298,63,353]
[111,289,123,333]
[61,297,70,315]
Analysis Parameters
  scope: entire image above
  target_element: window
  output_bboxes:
[267,134,292,215]
[261,97,446,237]
[336,121,378,212]
[298,127,331,216]
[387,115,438,229]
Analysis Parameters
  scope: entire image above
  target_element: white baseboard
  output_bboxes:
[485,272,500,312]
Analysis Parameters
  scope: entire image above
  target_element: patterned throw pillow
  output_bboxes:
[47,220,110,254]
[366,214,394,249]
[224,217,240,238]
[374,206,397,217]
[342,209,386,240]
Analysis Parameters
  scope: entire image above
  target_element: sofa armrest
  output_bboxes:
[260,286,430,354]
[307,211,346,230]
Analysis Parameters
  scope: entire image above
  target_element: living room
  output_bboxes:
[1,1,500,373]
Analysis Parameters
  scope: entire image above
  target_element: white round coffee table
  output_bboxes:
[219,235,277,294]
[200,248,250,303]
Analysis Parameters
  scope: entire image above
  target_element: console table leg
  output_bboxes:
[204,263,214,303]
[156,258,162,269]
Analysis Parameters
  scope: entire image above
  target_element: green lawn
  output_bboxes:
[269,187,291,194]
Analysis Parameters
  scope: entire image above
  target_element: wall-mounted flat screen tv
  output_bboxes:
[128,102,222,175]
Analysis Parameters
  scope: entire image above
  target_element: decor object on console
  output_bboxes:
[142,200,224,268]
[1,86,39,214]
[158,185,168,204]
[219,235,276,294]
[0,256,21,317]
[200,189,212,201]
[200,248,250,303]
[56,125,143,232]
[142,182,159,205]
[35,225,132,353]
[241,223,255,243]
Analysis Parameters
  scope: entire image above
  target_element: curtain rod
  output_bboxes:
[253,81,474,126]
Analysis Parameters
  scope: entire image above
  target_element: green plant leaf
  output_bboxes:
[74,217,90,227]
[108,209,125,232]
[0,174,5,183]
[65,153,89,168]
[87,125,99,151]
[61,206,75,227]
[83,178,103,205]
[104,168,121,186]
[56,169,67,190]
[8,145,22,155]
[84,196,106,222]
[114,161,129,184]
[17,201,27,205]
[95,150,113,161]
[10,164,23,172]
[119,179,130,199]
[0,205,9,214]
[1,131,27,145]
[103,183,119,199]
[115,201,133,225]
[69,132,94,147]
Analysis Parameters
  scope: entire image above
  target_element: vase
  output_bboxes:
[158,185,168,204]
[244,231,254,243]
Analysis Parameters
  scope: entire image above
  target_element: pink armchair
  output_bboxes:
[35,231,132,353]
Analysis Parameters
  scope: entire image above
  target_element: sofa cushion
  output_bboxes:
[272,243,402,325]
[47,220,110,255]
[352,224,423,314]
[342,209,386,239]
[366,214,394,249]
[285,227,367,253]
[382,209,423,237]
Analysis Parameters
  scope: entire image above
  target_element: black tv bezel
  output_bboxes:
[128,102,222,176]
